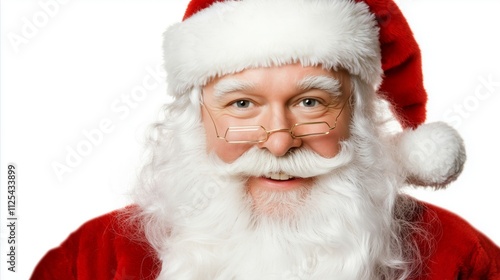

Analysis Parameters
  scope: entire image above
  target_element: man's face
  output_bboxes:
[202,63,352,197]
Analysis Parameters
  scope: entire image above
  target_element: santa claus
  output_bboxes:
[32,0,500,279]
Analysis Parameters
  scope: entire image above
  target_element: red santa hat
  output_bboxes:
[162,0,466,188]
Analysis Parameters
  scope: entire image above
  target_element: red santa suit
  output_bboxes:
[31,201,500,280]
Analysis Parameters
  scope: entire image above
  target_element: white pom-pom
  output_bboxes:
[394,122,466,188]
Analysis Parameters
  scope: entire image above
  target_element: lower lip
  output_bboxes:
[248,176,312,191]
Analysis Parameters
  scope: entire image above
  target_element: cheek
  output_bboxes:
[304,135,341,158]
[305,110,351,158]
[209,140,252,163]
[202,114,252,163]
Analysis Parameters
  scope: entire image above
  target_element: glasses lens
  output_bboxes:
[292,122,331,137]
[225,126,268,143]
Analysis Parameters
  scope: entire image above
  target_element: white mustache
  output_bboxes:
[216,143,354,179]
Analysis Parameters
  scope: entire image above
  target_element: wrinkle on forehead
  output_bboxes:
[205,65,351,102]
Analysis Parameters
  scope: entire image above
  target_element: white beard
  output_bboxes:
[134,84,412,279]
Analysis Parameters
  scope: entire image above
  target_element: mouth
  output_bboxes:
[247,172,312,192]
[264,172,296,181]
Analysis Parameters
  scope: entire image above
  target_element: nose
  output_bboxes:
[258,112,302,157]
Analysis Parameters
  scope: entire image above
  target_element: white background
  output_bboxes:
[1,0,499,279]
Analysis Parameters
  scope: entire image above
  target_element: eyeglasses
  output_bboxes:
[202,96,350,144]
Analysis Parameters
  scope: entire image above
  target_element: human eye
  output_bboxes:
[298,98,320,108]
[214,94,261,118]
[292,95,332,118]
[296,97,330,110]
[230,99,253,109]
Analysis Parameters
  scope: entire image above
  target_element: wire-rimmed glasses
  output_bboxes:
[202,96,350,144]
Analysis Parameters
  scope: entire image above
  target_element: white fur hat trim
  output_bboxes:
[162,0,382,96]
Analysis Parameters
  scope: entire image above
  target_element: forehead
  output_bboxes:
[204,64,350,94]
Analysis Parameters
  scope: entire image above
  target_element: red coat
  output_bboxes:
[31,202,500,280]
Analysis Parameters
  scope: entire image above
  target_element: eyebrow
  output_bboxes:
[213,79,256,99]
[297,75,342,96]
